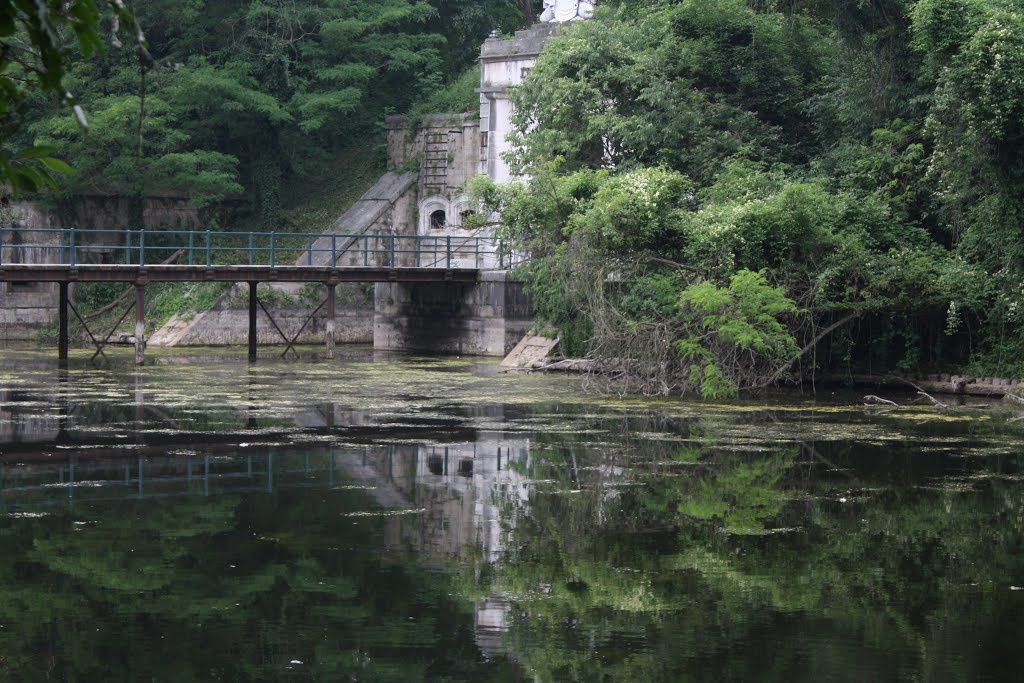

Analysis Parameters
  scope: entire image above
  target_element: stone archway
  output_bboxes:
[418,196,450,235]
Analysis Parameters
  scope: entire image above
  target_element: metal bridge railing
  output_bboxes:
[0,227,519,270]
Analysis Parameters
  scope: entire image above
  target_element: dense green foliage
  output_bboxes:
[482,0,1024,390]
[3,0,530,224]
[0,0,145,194]
[406,63,482,123]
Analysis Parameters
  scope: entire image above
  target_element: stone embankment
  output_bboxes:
[150,172,416,348]
[149,288,373,347]
[828,374,1024,398]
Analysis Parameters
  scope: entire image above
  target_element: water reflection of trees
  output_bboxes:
[470,412,1024,682]
[0,472,518,680]
[1,390,1023,680]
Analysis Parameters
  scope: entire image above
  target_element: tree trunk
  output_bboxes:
[520,0,535,26]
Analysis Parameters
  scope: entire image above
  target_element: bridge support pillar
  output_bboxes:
[58,282,69,365]
[134,283,146,366]
[325,283,336,360]
[373,272,533,356]
[248,282,258,363]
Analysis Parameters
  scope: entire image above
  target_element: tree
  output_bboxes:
[10,0,531,224]
[487,0,1021,390]
[0,0,147,194]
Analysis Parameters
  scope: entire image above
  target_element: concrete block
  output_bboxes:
[14,308,56,325]
[373,277,533,356]
[4,290,57,308]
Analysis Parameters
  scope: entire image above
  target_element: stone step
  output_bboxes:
[500,335,559,369]
[148,313,195,347]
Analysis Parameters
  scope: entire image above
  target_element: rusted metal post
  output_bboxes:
[56,366,69,437]
[325,283,336,360]
[248,282,258,363]
[58,282,69,364]
[134,371,145,426]
[134,282,145,366]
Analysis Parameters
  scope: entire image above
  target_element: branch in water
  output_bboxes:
[756,312,861,389]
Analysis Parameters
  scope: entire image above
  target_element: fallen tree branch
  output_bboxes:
[82,249,185,322]
[754,312,861,389]
[643,255,699,274]
[864,395,898,406]
[534,358,594,373]
[877,375,950,409]
[916,390,948,409]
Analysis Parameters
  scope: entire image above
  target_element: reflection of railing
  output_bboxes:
[0,451,345,504]
[0,443,534,507]
[0,227,520,270]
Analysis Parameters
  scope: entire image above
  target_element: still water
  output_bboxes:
[0,347,1021,681]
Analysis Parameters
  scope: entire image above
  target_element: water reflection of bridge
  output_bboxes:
[1,450,342,504]
[0,357,542,657]
[1,368,536,567]
[0,440,533,657]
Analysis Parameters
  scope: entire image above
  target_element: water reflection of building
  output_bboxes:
[372,438,530,659]
[378,440,530,565]
[0,439,533,659]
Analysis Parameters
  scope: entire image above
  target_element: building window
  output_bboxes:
[427,455,444,476]
[429,209,447,231]
[459,210,476,228]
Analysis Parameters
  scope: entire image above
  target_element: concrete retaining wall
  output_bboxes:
[162,307,373,346]
[0,228,63,339]
[374,272,532,356]
[150,282,374,347]
[0,297,59,340]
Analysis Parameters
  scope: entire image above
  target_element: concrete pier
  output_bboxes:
[374,271,532,357]
[134,283,145,366]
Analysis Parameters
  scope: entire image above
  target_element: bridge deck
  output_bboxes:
[0,264,480,284]
[0,228,505,365]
